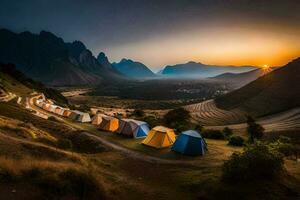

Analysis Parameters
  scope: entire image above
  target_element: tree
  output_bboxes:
[163,108,191,132]
[247,116,264,143]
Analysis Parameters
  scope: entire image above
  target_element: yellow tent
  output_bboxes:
[142,126,176,148]
[98,116,119,132]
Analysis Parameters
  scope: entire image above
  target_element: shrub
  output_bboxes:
[223,127,233,138]
[143,116,162,128]
[268,138,300,157]
[132,109,145,118]
[228,136,244,146]
[57,139,73,150]
[222,142,284,182]
[247,116,264,143]
[202,129,225,140]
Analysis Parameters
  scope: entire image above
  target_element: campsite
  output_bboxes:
[0,1,300,200]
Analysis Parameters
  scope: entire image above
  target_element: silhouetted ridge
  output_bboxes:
[215,58,300,117]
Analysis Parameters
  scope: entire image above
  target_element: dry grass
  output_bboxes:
[0,156,107,199]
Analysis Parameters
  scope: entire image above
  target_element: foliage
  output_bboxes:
[163,107,191,132]
[143,116,162,128]
[268,137,300,157]
[228,136,245,146]
[223,127,233,138]
[202,129,225,140]
[247,116,264,143]
[222,142,284,182]
[132,109,145,118]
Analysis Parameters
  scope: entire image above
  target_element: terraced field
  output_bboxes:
[186,100,300,134]
[185,100,247,126]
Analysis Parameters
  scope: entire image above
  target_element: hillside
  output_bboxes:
[215,58,300,117]
[160,61,256,78]
[0,29,123,86]
[112,59,155,78]
[0,63,68,106]
[211,67,273,89]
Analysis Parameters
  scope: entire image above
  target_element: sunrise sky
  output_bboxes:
[0,0,299,70]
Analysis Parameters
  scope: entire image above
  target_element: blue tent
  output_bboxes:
[172,130,207,156]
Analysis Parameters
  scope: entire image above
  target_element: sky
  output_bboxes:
[0,0,299,70]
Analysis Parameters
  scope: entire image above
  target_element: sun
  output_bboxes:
[263,64,269,69]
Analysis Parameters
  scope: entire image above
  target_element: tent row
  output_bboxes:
[92,113,207,156]
[34,99,91,123]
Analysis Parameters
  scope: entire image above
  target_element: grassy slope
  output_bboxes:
[216,58,300,117]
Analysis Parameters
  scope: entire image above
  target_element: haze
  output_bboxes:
[0,0,299,70]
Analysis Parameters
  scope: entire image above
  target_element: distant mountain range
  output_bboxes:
[160,61,257,78]
[211,67,273,89]
[0,29,123,86]
[215,58,300,117]
[112,59,155,78]
[0,28,273,86]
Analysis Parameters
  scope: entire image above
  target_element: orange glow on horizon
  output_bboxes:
[104,25,300,69]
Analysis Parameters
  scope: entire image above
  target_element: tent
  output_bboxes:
[142,126,176,148]
[69,110,91,122]
[63,110,72,117]
[42,103,51,111]
[91,113,107,125]
[120,119,149,138]
[49,105,58,113]
[116,118,132,134]
[98,116,119,132]
[171,130,207,156]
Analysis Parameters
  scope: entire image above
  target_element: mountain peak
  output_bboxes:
[97,52,112,69]
[112,59,155,78]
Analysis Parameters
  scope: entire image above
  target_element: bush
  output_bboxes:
[163,108,191,132]
[143,116,162,128]
[223,127,233,138]
[202,129,225,140]
[222,142,284,182]
[132,109,145,118]
[228,136,245,146]
[269,138,300,157]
